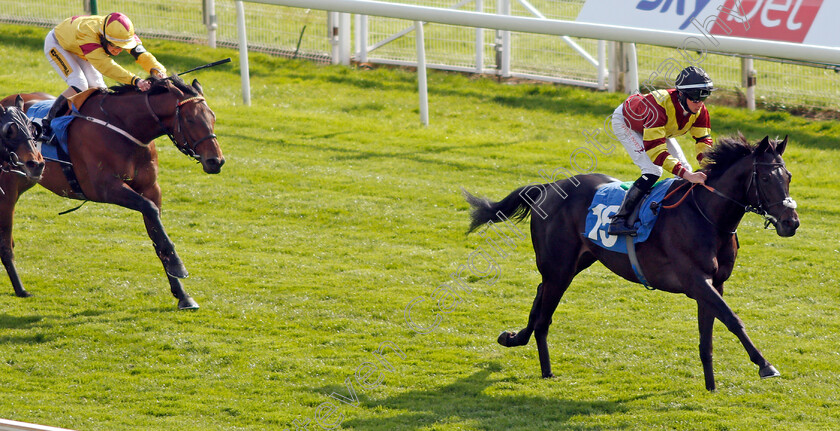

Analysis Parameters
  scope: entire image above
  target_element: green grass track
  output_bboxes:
[0,23,839,430]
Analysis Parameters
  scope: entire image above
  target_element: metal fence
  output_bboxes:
[0,0,837,110]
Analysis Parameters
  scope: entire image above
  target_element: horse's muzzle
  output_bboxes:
[775,214,800,237]
[201,156,225,174]
[27,159,45,180]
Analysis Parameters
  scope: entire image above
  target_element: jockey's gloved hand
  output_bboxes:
[136,79,151,92]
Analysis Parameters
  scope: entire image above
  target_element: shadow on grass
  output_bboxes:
[0,28,47,51]
[229,131,532,178]
[318,363,639,431]
[0,313,43,329]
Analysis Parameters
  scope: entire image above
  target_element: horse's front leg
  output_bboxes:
[0,203,30,298]
[693,277,778,382]
[109,183,198,310]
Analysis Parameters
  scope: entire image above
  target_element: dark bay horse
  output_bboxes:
[0,96,46,299]
[1,76,225,309]
[464,135,799,391]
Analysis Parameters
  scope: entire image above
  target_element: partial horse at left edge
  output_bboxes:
[1,76,224,309]
[0,95,46,299]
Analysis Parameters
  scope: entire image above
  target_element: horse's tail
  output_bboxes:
[462,186,535,233]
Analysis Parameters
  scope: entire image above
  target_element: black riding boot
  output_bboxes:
[41,94,69,140]
[608,174,658,236]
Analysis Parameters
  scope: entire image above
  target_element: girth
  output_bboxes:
[51,138,86,199]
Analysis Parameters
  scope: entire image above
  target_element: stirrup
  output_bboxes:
[39,123,53,143]
[607,218,638,236]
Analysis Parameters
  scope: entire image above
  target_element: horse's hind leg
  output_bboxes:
[698,301,716,391]
[531,279,574,378]
[498,282,544,347]
[499,251,594,378]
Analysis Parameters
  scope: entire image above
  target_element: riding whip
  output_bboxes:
[177,58,231,76]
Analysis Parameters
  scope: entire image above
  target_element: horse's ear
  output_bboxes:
[756,136,771,154]
[775,135,788,156]
[15,94,24,111]
[192,79,204,95]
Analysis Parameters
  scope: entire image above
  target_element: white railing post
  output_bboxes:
[597,40,607,90]
[416,20,429,126]
[204,0,217,48]
[625,42,638,94]
[235,0,251,105]
[339,12,352,65]
[474,0,483,73]
[607,41,619,92]
[497,0,510,78]
[742,57,756,111]
[328,11,339,64]
[356,14,369,62]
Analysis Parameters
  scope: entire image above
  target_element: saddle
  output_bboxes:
[26,89,100,200]
[583,178,677,254]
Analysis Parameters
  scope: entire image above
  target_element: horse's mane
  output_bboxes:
[701,133,755,181]
[106,75,199,97]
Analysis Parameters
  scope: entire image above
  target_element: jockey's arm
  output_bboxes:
[85,47,140,86]
[643,127,689,179]
[130,45,167,79]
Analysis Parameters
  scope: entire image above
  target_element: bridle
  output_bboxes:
[689,159,797,231]
[144,92,217,160]
[0,108,40,177]
[74,88,216,162]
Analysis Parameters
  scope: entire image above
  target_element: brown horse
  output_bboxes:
[1,76,225,309]
[0,96,46,299]
[464,135,799,391]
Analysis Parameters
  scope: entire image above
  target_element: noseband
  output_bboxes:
[146,93,216,160]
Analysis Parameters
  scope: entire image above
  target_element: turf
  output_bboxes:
[0,23,839,430]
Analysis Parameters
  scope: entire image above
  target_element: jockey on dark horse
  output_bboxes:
[42,12,168,137]
[608,66,716,236]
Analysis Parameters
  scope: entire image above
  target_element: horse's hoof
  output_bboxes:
[178,296,200,310]
[497,331,515,347]
[759,365,780,379]
[15,290,32,298]
[542,372,555,379]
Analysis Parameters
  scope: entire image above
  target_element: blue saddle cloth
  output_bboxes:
[27,99,74,159]
[583,178,677,254]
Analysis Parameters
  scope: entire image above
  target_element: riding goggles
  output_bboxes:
[678,83,714,102]
[684,89,712,102]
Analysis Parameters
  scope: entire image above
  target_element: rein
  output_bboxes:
[662,161,796,231]
[71,90,215,160]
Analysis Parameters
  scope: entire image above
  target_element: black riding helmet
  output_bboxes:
[675,66,715,112]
